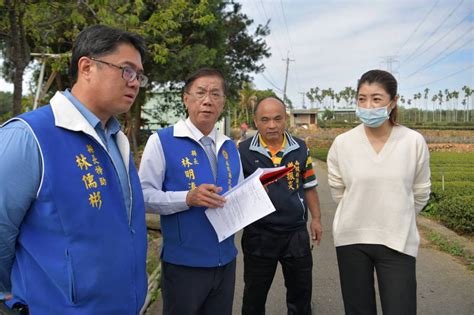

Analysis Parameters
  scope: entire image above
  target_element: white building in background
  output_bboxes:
[141,91,229,136]
[288,108,319,128]
[141,94,182,132]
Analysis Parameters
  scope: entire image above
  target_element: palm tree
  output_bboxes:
[321,89,329,109]
[423,88,430,122]
[413,93,421,123]
[451,91,459,123]
[462,99,467,122]
[335,92,341,105]
[328,88,335,110]
[462,86,472,122]
[349,87,357,107]
[444,89,451,122]
[407,99,413,123]
[432,94,438,122]
[339,87,356,108]
[239,82,257,125]
[306,87,319,109]
[438,90,444,121]
[400,96,406,122]
[417,92,422,123]
[413,93,417,124]
[316,90,324,109]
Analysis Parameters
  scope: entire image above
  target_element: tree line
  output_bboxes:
[1,0,472,146]
[0,0,271,153]
[305,86,473,123]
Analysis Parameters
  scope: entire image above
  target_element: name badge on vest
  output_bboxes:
[75,144,109,209]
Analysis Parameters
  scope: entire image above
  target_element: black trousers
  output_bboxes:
[336,244,416,315]
[241,227,313,315]
[161,260,236,315]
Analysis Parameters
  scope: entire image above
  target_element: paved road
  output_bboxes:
[148,161,474,314]
[232,162,474,314]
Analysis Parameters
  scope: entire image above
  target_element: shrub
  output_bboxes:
[430,171,474,182]
[431,182,474,200]
[430,152,474,164]
[437,195,474,235]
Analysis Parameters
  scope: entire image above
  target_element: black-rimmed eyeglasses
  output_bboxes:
[90,57,148,87]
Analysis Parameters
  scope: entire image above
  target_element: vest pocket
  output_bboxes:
[65,249,77,304]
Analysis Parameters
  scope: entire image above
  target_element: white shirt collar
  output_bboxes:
[185,118,217,143]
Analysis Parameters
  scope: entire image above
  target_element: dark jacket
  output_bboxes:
[238,132,311,233]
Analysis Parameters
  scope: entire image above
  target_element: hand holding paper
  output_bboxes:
[205,166,294,242]
[186,184,225,208]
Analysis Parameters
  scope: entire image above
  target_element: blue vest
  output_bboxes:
[158,126,240,266]
[9,106,147,315]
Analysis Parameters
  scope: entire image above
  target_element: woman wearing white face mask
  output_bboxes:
[327,70,431,315]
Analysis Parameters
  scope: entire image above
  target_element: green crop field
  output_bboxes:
[424,152,474,235]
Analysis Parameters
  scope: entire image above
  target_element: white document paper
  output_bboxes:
[205,167,289,242]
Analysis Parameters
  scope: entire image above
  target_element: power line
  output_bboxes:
[261,73,284,93]
[261,68,280,89]
[398,0,465,68]
[250,0,284,88]
[250,0,266,23]
[279,0,294,53]
[259,0,284,59]
[411,10,473,63]
[413,36,473,77]
[404,26,473,78]
[404,64,474,91]
[278,0,303,100]
[395,0,440,57]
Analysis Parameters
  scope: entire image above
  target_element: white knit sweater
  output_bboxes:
[327,124,431,257]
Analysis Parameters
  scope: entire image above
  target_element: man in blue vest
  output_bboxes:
[238,97,323,315]
[0,25,148,314]
[139,68,243,315]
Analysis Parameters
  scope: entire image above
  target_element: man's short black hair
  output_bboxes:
[70,25,147,84]
[182,68,227,97]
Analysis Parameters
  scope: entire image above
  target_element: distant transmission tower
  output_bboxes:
[298,92,306,108]
[379,56,399,74]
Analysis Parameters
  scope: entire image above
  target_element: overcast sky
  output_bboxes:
[238,0,473,107]
[1,0,472,109]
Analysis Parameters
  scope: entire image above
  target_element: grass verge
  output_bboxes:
[420,227,474,272]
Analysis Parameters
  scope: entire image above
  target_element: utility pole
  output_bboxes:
[30,52,65,110]
[282,51,295,107]
[298,92,306,108]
